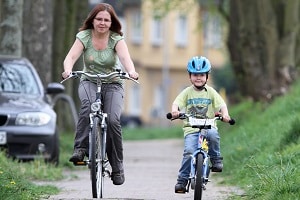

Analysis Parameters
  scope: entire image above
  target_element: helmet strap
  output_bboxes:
[194,82,207,91]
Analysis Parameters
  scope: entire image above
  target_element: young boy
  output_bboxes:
[170,56,232,193]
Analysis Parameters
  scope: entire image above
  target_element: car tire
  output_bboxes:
[46,129,59,166]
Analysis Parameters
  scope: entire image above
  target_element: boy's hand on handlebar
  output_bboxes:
[215,112,235,125]
[221,115,231,123]
[171,111,180,118]
[223,116,236,125]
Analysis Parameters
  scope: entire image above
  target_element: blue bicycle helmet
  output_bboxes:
[187,56,211,74]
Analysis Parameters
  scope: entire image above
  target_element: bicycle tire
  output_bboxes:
[90,116,104,198]
[194,153,204,200]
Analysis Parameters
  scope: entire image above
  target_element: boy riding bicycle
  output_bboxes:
[170,56,232,193]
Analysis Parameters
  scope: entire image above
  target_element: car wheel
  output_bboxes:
[46,129,59,166]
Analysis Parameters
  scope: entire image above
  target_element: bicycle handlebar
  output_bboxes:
[60,69,139,84]
[166,112,235,125]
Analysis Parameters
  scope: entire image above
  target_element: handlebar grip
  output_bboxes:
[166,113,172,119]
[166,113,186,120]
[229,119,235,125]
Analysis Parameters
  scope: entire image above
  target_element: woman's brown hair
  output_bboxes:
[79,3,123,36]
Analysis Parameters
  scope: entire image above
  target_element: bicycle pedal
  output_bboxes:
[73,160,87,166]
[104,168,111,177]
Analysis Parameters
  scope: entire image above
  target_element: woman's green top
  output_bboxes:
[76,29,124,83]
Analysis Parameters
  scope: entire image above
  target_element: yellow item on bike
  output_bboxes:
[202,139,209,151]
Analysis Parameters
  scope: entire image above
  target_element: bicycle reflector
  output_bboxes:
[201,139,209,151]
[91,102,101,112]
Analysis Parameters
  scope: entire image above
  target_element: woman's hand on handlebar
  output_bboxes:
[128,71,139,80]
[62,70,72,79]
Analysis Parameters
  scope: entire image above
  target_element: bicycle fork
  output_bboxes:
[188,132,211,192]
[99,113,110,177]
[188,150,210,191]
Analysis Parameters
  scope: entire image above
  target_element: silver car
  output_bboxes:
[0,55,64,165]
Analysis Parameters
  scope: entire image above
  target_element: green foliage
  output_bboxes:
[150,0,195,17]
[123,126,183,140]
[219,79,300,199]
[211,62,237,95]
[0,152,59,200]
[2,79,300,199]
[279,118,300,150]
[58,131,79,168]
[245,154,300,200]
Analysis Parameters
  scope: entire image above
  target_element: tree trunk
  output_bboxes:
[22,0,53,85]
[227,0,299,101]
[0,0,23,56]
[52,0,89,131]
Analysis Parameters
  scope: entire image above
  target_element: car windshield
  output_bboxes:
[0,62,40,95]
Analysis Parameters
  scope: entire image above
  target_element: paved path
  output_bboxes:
[43,139,242,200]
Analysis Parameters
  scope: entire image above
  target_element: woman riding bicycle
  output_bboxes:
[61,3,138,186]
[170,56,232,193]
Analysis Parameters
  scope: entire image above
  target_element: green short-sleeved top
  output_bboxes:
[76,29,124,83]
[173,85,226,136]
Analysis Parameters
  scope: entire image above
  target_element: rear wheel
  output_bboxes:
[90,116,104,198]
[194,153,204,200]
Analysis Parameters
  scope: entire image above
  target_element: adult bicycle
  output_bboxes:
[61,69,139,198]
[166,113,235,200]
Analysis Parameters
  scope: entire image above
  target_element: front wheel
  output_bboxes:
[194,153,204,200]
[90,116,104,198]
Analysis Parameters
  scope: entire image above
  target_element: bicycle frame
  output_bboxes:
[88,77,109,198]
[189,132,210,191]
[166,112,235,200]
[61,70,139,199]
[88,76,108,169]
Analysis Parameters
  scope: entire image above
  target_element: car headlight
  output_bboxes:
[16,112,51,126]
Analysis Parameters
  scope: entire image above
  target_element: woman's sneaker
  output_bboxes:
[111,171,125,185]
[69,148,86,163]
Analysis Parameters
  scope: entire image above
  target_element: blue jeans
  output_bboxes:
[177,128,221,184]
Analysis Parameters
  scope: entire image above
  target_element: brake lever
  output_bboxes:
[121,73,139,84]
[60,73,78,84]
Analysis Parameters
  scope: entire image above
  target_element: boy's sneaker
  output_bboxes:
[175,182,187,193]
[69,148,86,163]
[210,157,223,172]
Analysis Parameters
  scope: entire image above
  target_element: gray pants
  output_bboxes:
[74,80,124,173]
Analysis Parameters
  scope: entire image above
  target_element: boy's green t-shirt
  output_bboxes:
[76,29,124,83]
[173,85,226,136]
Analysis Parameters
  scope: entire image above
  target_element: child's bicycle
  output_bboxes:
[166,112,235,200]
[61,69,139,198]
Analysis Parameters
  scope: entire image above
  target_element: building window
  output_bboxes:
[175,14,188,47]
[130,10,142,44]
[150,85,164,117]
[151,17,163,46]
[128,84,141,115]
[203,12,222,48]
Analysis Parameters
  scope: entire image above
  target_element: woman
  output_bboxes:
[62,3,139,185]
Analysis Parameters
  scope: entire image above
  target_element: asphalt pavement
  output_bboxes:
[43,139,242,200]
